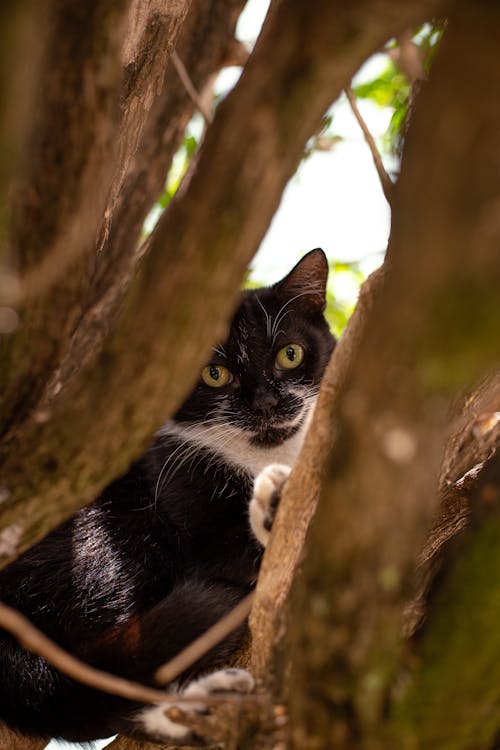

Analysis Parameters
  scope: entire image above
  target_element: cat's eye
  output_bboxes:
[275,343,304,370]
[202,364,233,388]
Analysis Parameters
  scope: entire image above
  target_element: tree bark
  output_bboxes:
[1,0,131,431]
[41,0,246,410]
[0,725,45,750]
[285,2,500,748]
[0,0,44,272]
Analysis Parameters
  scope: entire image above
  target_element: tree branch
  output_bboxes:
[345,85,394,205]
[250,267,386,683]
[27,0,247,423]
[171,49,212,125]
[0,0,130,430]
[390,443,500,749]
[155,592,254,686]
[286,2,500,746]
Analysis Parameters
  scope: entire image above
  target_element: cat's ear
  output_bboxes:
[276,248,329,313]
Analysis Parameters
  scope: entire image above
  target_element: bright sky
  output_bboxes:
[235,0,394,286]
[47,3,394,749]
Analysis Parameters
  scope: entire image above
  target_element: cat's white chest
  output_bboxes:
[221,425,306,478]
[161,403,315,480]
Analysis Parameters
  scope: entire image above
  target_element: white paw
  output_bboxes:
[136,668,254,741]
[249,463,291,547]
[136,702,191,742]
[182,667,254,705]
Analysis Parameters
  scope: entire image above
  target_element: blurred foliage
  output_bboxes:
[414,22,446,73]
[353,59,409,156]
[304,113,344,159]
[157,133,198,209]
[353,22,444,156]
[325,260,366,338]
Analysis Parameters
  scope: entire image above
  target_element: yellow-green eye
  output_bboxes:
[275,343,304,370]
[202,364,232,388]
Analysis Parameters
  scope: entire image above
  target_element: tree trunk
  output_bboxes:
[286,3,500,748]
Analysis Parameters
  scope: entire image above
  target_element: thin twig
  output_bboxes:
[155,591,254,685]
[344,86,394,206]
[171,49,212,125]
[0,600,260,709]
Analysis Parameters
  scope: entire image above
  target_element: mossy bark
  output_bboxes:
[286,2,500,748]
[390,457,500,750]
[0,0,131,432]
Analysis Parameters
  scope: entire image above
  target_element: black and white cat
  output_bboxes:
[0,249,335,743]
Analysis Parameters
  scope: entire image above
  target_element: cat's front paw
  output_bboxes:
[182,667,254,705]
[136,668,254,743]
[249,463,291,547]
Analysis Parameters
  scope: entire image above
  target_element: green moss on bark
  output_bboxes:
[390,513,500,749]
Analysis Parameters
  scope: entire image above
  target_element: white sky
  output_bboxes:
[47,3,394,749]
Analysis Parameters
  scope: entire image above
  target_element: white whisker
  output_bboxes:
[256,296,272,339]
[271,289,321,339]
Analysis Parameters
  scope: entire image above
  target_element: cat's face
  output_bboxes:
[175,249,335,448]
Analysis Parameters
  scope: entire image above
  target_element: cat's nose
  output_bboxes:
[252,389,279,418]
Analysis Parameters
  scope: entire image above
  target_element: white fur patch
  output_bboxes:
[182,667,254,703]
[160,398,316,480]
[249,464,291,546]
[135,668,254,741]
[136,702,191,741]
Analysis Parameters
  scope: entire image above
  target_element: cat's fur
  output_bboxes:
[0,249,335,743]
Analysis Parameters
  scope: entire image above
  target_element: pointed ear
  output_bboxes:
[275,248,329,313]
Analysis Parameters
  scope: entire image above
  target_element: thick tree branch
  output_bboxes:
[285,2,500,747]
[250,267,386,683]
[389,443,500,749]
[33,0,245,417]
[0,0,130,430]
[0,1,42,274]
[403,397,500,639]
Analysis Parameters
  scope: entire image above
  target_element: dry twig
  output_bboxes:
[345,85,394,205]
[155,591,254,685]
[0,600,261,710]
[171,49,212,125]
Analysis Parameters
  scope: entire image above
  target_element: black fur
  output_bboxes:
[0,249,335,742]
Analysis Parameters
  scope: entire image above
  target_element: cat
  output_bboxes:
[0,248,335,744]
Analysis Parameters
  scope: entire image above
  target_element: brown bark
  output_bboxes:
[389,440,500,749]
[0,726,45,750]
[41,0,246,408]
[284,3,500,748]
[404,374,500,639]
[0,0,194,429]
[0,1,43,272]
[249,267,386,684]
[1,0,130,430]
